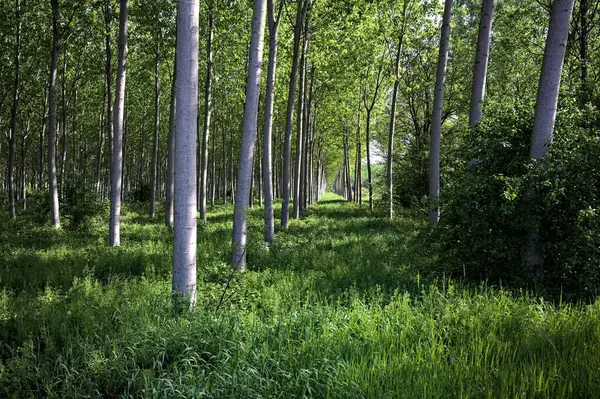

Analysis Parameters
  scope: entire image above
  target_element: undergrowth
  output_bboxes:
[0,194,599,398]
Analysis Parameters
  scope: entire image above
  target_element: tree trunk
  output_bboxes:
[109,0,129,247]
[8,0,20,218]
[387,16,406,219]
[293,33,308,219]
[469,0,495,127]
[231,0,267,270]
[104,2,114,186]
[39,87,48,191]
[281,0,308,229]
[262,0,282,243]
[165,57,176,227]
[199,2,214,223]
[428,0,453,226]
[523,0,575,274]
[172,0,200,309]
[150,38,160,218]
[579,0,589,104]
[48,0,61,228]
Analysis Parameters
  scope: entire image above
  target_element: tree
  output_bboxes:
[109,0,128,247]
[281,0,309,229]
[428,0,453,226]
[199,0,214,224]
[262,0,285,244]
[8,0,21,218]
[523,0,575,273]
[172,0,200,308]
[48,0,61,228]
[385,0,411,220]
[231,0,267,270]
[469,0,495,127]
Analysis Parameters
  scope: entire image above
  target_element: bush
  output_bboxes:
[438,102,600,299]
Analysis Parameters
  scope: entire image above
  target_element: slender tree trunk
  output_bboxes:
[222,117,227,204]
[211,117,216,207]
[579,0,589,104]
[166,58,176,227]
[150,38,160,218]
[48,0,61,228]
[387,25,406,219]
[293,28,308,219]
[104,2,113,184]
[365,108,373,211]
[523,0,575,274]
[172,0,200,309]
[428,0,453,226]
[39,87,48,191]
[231,0,267,270]
[281,0,308,229]
[20,122,29,210]
[109,0,129,247]
[262,0,282,243]
[199,2,214,223]
[8,0,20,218]
[469,0,495,126]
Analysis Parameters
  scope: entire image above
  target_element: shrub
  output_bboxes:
[438,102,600,299]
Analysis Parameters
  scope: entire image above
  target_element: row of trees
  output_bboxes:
[2,0,599,302]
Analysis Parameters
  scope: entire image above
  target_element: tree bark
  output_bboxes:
[150,38,160,218]
[428,0,453,226]
[293,26,308,219]
[262,0,283,243]
[387,3,408,219]
[8,0,21,218]
[523,0,575,273]
[165,56,176,227]
[469,0,495,127]
[109,0,129,247]
[231,0,267,270]
[39,87,48,191]
[199,2,214,223]
[48,0,61,228]
[281,0,308,229]
[172,0,200,309]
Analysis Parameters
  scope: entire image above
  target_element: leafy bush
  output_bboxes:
[438,102,600,299]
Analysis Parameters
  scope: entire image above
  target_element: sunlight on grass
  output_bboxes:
[0,196,599,397]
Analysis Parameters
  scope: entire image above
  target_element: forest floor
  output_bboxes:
[1,193,599,398]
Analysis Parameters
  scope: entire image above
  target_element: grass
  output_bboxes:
[0,193,599,398]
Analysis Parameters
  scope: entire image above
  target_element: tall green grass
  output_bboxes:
[0,194,599,397]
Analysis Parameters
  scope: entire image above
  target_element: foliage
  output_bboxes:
[438,102,600,299]
[1,196,600,397]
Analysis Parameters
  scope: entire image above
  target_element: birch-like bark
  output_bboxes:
[172,0,200,308]
[150,38,160,218]
[109,0,129,247]
[293,25,308,219]
[387,6,407,219]
[468,0,495,127]
[48,0,61,228]
[523,0,575,272]
[165,58,176,227]
[428,0,453,226]
[281,0,308,229]
[8,0,20,218]
[262,0,283,243]
[199,2,214,223]
[231,0,267,270]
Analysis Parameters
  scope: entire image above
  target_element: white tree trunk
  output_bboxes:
[48,0,60,228]
[428,0,453,226]
[523,0,575,272]
[262,0,281,244]
[199,3,214,223]
[172,0,200,308]
[109,0,129,247]
[281,0,308,229]
[165,58,176,227]
[231,0,267,270]
[469,0,495,127]
[150,40,160,218]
